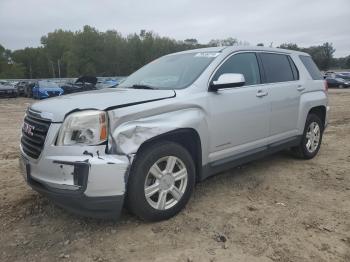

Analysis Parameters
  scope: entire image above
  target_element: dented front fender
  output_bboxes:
[109,108,208,158]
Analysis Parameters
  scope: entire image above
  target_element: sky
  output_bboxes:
[0,0,349,57]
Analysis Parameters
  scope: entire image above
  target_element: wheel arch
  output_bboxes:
[308,105,326,128]
[135,128,203,182]
[298,91,328,132]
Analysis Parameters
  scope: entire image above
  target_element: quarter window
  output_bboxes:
[212,53,261,86]
[299,55,323,80]
[260,53,295,83]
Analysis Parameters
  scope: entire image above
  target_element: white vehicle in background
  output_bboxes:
[0,81,18,98]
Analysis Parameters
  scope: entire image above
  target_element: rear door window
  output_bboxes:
[260,53,295,83]
[299,55,323,80]
[212,52,261,86]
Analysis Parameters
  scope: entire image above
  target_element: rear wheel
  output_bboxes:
[292,114,323,159]
[339,84,344,89]
[127,141,195,221]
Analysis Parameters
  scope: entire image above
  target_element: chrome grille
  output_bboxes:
[21,110,51,159]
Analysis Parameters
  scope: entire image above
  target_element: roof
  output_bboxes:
[223,46,309,56]
[172,45,309,56]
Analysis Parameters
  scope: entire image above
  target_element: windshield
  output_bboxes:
[119,52,219,90]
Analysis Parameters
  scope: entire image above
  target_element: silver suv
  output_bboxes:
[19,46,329,221]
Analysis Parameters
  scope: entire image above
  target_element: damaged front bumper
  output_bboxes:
[19,123,130,219]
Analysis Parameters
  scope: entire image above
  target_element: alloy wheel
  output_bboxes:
[144,156,188,210]
[305,121,321,153]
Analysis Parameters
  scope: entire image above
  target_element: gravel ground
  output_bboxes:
[0,90,349,262]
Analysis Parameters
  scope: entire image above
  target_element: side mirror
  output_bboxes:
[209,73,245,91]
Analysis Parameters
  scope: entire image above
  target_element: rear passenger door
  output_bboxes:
[258,52,301,141]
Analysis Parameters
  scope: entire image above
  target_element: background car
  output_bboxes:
[23,81,35,97]
[0,82,18,98]
[32,80,64,99]
[15,81,28,96]
[324,71,335,77]
[335,72,350,80]
[96,78,121,89]
[325,76,350,88]
[60,76,97,94]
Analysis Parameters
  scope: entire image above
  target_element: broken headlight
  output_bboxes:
[57,110,108,146]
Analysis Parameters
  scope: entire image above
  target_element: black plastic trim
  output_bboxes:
[201,136,301,180]
[52,160,90,193]
[209,81,245,92]
[287,56,300,80]
[28,177,124,219]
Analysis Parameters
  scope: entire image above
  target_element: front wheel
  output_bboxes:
[127,141,195,221]
[292,114,323,159]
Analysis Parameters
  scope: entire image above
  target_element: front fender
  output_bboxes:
[109,108,209,162]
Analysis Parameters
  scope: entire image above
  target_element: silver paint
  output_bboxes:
[21,46,329,212]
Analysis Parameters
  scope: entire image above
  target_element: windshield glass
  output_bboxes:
[119,52,220,90]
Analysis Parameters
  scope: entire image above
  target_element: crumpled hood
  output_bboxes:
[30,88,176,122]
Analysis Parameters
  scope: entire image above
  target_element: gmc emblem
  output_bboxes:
[23,122,35,136]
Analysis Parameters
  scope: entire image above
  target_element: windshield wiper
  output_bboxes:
[127,84,158,90]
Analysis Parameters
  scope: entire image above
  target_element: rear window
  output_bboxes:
[299,55,323,80]
[260,53,296,83]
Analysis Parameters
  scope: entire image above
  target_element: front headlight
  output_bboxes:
[57,110,108,146]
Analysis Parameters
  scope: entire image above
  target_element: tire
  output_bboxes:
[127,141,195,221]
[339,84,344,89]
[292,113,323,159]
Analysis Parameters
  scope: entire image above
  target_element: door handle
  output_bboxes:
[256,89,268,97]
[297,85,305,91]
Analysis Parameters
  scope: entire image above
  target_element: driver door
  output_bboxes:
[207,52,271,163]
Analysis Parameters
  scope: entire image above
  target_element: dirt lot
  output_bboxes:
[0,90,349,262]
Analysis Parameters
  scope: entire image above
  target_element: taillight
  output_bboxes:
[324,80,328,92]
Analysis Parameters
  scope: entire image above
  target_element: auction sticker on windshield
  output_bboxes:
[194,52,220,58]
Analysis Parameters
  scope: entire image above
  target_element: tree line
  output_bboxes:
[1,25,349,79]
[277,42,349,70]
